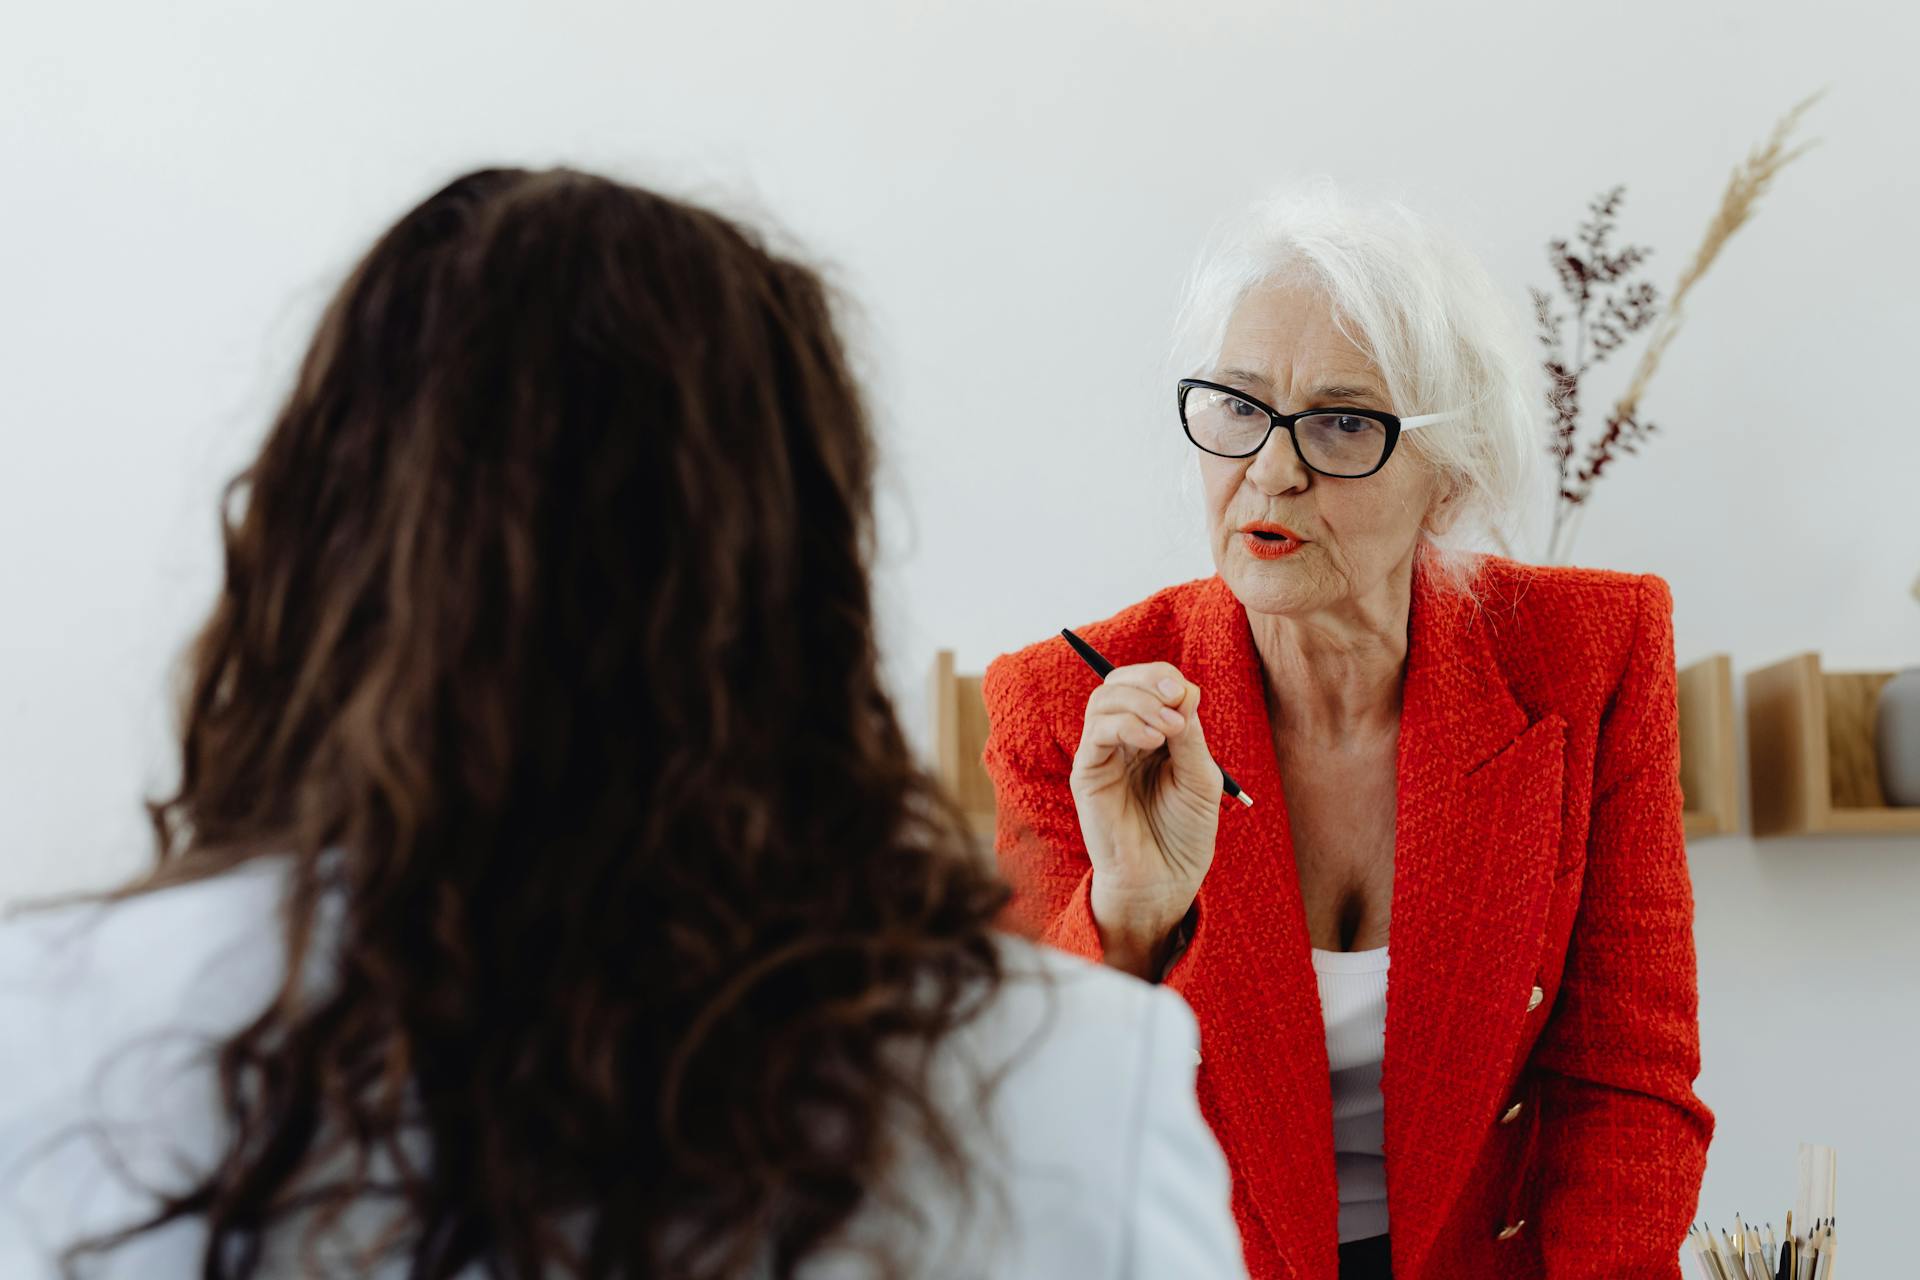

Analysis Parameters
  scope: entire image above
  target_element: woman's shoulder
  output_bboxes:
[950,937,1202,1130]
[981,576,1218,724]
[1471,553,1663,607]
[1463,558,1677,727]
[1468,556,1671,654]
[0,858,293,1106]
[909,938,1213,1271]
[5,862,288,1056]
[0,862,295,1274]
[0,858,292,1017]
[975,934,1197,1056]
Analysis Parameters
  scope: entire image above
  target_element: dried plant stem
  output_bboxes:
[1546,91,1823,565]
[1612,90,1823,424]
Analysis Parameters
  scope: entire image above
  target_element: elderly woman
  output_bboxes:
[983,187,1712,1280]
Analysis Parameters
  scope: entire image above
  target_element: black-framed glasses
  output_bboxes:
[1176,378,1458,479]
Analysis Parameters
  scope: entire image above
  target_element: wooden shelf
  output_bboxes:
[929,650,999,845]
[1746,653,1920,837]
[1679,654,1739,838]
[936,648,1752,842]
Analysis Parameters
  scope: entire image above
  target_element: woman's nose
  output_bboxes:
[1245,428,1311,496]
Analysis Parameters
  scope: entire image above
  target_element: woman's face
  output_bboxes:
[1197,283,1453,620]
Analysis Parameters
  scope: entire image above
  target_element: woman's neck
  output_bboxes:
[1249,565,1413,746]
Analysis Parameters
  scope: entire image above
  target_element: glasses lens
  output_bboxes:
[1183,385,1271,455]
[1296,413,1390,477]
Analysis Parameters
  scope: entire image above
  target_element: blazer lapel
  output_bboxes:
[1173,577,1340,1277]
[1380,569,1566,1276]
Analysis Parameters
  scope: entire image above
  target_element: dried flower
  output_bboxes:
[1539,92,1823,564]
[1533,186,1662,561]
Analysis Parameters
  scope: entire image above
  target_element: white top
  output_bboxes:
[1312,946,1390,1244]
[0,860,1247,1279]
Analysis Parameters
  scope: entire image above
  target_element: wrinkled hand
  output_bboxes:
[1069,662,1222,978]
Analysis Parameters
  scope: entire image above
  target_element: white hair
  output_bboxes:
[1170,180,1545,593]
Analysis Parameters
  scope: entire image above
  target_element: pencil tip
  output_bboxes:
[1236,790,1255,807]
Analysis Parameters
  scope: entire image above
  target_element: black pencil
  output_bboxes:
[1059,628,1254,808]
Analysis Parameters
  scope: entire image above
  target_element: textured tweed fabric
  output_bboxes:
[982,557,1713,1280]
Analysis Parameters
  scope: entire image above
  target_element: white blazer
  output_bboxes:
[0,860,1246,1279]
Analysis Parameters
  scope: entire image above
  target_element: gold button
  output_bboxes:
[1500,1101,1524,1125]
[1527,985,1545,1012]
[1497,1220,1526,1242]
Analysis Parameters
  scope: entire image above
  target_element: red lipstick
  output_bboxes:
[1238,521,1306,561]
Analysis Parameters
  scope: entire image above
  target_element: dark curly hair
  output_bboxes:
[83,167,1009,1279]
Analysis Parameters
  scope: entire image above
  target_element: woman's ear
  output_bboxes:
[1422,474,1464,537]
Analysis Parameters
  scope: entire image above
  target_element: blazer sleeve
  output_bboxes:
[980,656,1108,962]
[1530,574,1715,1278]
[1122,986,1247,1280]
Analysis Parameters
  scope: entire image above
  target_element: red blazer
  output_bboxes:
[981,557,1713,1280]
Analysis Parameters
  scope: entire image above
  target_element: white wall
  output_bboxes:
[4,0,1915,1269]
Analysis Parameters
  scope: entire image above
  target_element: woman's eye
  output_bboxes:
[1225,397,1261,418]
[1334,415,1370,433]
